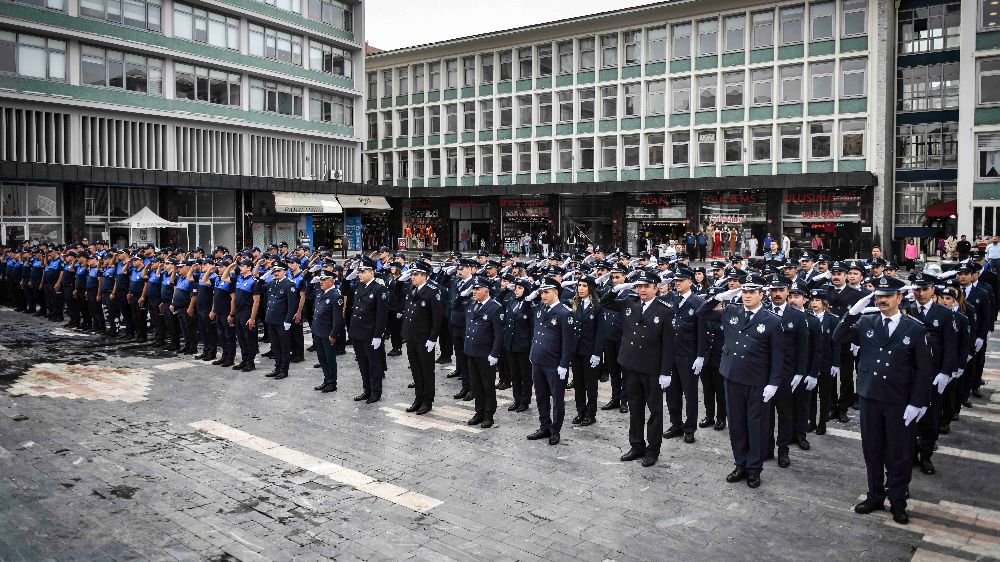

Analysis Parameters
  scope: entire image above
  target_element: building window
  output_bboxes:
[462,101,475,131]
[648,26,667,62]
[307,0,352,32]
[724,14,745,52]
[780,64,803,103]
[518,47,532,79]
[382,153,392,181]
[429,62,440,90]
[498,97,512,128]
[538,92,552,124]
[462,56,475,87]
[698,131,716,164]
[499,50,512,81]
[624,30,640,65]
[537,140,551,171]
[248,78,302,116]
[8,0,65,9]
[558,90,574,122]
[413,150,424,177]
[752,126,771,161]
[724,71,744,108]
[250,0,300,14]
[895,181,955,227]
[646,80,665,115]
[557,41,573,74]
[751,68,772,105]
[978,134,1000,177]
[672,77,691,112]
[558,139,573,171]
[843,0,867,37]
[780,124,801,160]
[780,5,804,45]
[698,19,718,56]
[0,31,66,81]
[600,136,616,169]
[479,99,493,129]
[248,23,300,64]
[397,67,408,95]
[697,74,716,111]
[601,33,618,69]
[980,58,1000,105]
[538,44,552,76]
[175,63,240,106]
[517,95,532,127]
[578,138,594,170]
[81,0,161,32]
[381,69,392,98]
[413,107,424,135]
[430,149,441,177]
[623,82,640,117]
[579,87,595,121]
[429,105,440,134]
[397,109,408,136]
[842,119,865,158]
[517,142,531,173]
[309,41,351,77]
[367,113,376,140]
[811,1,835,41]
[398,152,408,179]
[367,155,377,183]
[984,0,1000,29]
[810,60,834,100]
[647,132,665,167]
[462,147,474,174]
[723,128,743,163]
[445,59,458,89]
[175,3,239,51]
[752,10,774,49]
[383,115,392,143]
[81,45,162,94]
[671,132,690,165]
[367,71,376,97]
[841,58,866,98]
[672,23,692,59]
[809,121,833,159]
[579,38,595,70]
[445,103,458,133]
[896,122,957,169]
[898,3,961,55]
[446,148,458,176]
[413,64,424,92]
[601,85,617,119]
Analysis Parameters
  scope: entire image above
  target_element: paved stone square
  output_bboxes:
[1,309,998,561]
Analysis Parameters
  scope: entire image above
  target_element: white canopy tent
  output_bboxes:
[111,206,189,229]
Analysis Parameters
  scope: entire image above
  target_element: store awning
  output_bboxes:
[273,192,342,214]
[336,194,392,210]
[924,199,957,219]
[111,206,188,229]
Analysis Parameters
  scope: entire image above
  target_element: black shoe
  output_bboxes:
[579,416,595,426]
[515,403,529,413]
[202,355,217,362]
[313,364,321,368]
[273,372,287,380]
[462,393,473,402]
[467,414,484,426]
[891,506,909,524]
[416,404,432,415]
[601,400,620,411]
[314,383,330,391]
[407,383,415,388]
[806,421,817,433]
[480,418,494,429]
[972,388,984,398]
[620,447,645,462]
[211,357,226,365]
[571,414,584,425]
[777,452,790,468]
[193,353,207,361]
[526,429,550,441]
[219,359,234,368]
[232,361,246,371]
[713,420,726,431]
[446,370,461,378]
[726,468,748,483]
[436,356,452,364]
[507,403,518,411]
[496,382,511,390]
[698,417,715,428]
[548,433,560,445]
[641,453,658,467]
[619,402,629,414]
[262,351,274,358]
[306,345,315,352]
[290,356,304,364]
[387,348,402,357]
[683,433,695,444]
[405,402,420,412]
[746,474,761,488]
[815,424,826,436]
[453,389,468,399]
[663,426,684,440]
[599,373,609,383]
[241,362,256,372]
[365,395,380,404]
[939,421,950,435]
[851,399,859,410]
[354,393,370,402]
[838,412,849,423]
[798,437,811,451]
[265,370,279,378]
[962,399,973,408]
[854,498,886,514]
[919,458,936,475]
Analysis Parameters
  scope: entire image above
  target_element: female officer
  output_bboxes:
[570,275,606,426]
[503,278,534,413]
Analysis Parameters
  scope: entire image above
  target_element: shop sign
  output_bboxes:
[783,189,861,220]
[705,193,758,205]
[499,199,546,207]
[405,208,440,219]
[707,215,745,224]
[450,200,489,207]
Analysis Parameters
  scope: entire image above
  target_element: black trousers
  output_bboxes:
[791,382,810,439]
[388,313,402,350]
[266,323,291,373]
[860,398,914,509]
[291,321,305,359]
[505,349,531,406]
[497,352,510,385]
[102,291,118,334]
[571,354,599,417]
[87,289,104,331]
[667,354,698,433]
[67,288,81,326]
[43,283,57,317]
[130,299,147,340]
[768,378,794,454]
[437,318,452,359]
[532,363,564,434]
[78,289,91,326]
[915,391,942,461]
[148,300,163,342]
[725,378,768,476]
[624,369,663,453]
[604,339,624,401]
[116,292,132,335]
[162,303,179,347]
[197,310,217,356]
[451,325,469,391]
[700,362,726,422]
[468,355,497,416]
[177,308,195,351]
[406,338,436,406]
[352,338,383,397]
[216,315,236,359]
[834,347,857,412]
[811,372,833,428]
[234,309,258,362]
[316,334,337,386]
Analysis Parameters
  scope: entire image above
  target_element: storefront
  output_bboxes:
[1,182,63,245]
[162,188,238,250]
[700,191,768,258]
[624,193,687,255]
[782,188,863,261]
[450,199,492,253]
[251,191,318,250]
[84,185,158,247]
[337,194,392,253]
[501,197,553,254]
[401,198,445,251]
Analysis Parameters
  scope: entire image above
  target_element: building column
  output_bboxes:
[957,0,978,238]
[64,182,85,242]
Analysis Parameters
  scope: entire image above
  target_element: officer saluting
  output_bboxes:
[697,273,784,488]
[833,275,932,524]
[401,261,442,415]
[264,262,299,380]
[463,275,504,428]
[526,276,576,446]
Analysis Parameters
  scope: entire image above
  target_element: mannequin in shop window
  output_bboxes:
[728,228,737,255]
[706,226,715,258]
[713,228,722,258]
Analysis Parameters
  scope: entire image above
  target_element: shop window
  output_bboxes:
[698,19,718,56]
[811,2,835,41]
[697,74,716,111]
[698,130,716,164]
[600,136,617,169]
[499,50,512,81]
[646,80,665,115]
[537,92,552,124]
[557,42,572,74]
[647,132,665,167]
[557,90,573,122]
[558,139,573,171]
[724,14,745,52]
[623,83,640,117]
[578,138,595,170]
[624,30,640,65]
[647,26,667,62]
[601,33,618,69]
[780,64,802,103]
[751,68,772,106]
[601,85,617,119]
[723,128,743,163]
[841,119,865,158]
[672,77,691,112]
[537,140,552,171]
[672,23,692,59]
[751,10,774,49]
[843,0,867,37]
[671,131,690,165]
[579,38,595,71]
[810,121,833,159]
[538,44,552,77]
[724,71,744,108]
[780,123,802,160]
[780,5,804,45]
[752,126,772,161]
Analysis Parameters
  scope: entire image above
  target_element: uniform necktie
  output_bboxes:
[773,306,780,315]
[744,309,753,324]
[473,302,482,315]
[882,317,892,338]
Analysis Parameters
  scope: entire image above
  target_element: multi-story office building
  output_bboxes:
[0,0,381,251]
[365,0,889,256]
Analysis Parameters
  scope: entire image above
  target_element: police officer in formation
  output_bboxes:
[401,261,442,415]
[463,275,504,428]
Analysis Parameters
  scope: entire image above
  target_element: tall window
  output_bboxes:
[811,2,835,41]
[498,144,512,173]
[780,64,803,103]
[978,134,1000,176]
[672,23,692,59]
[307,0,352,32]
[841,58,866,98]
[898,3,961,55]
[381,69,392,98]
[428,62,440,90]
[430,149,440,177]
[367,113,376,140]
[309,41,351,77]
[647,132,665,166]
[842,119,865,158]
[462,147,475,174]
[447,148,458,176]
[981,59,1000,106]
[579,38,595,70]
[397,109,408,136]
[462,56,475,86]
[810,121,833,159]
[380,111,391,139]
[601,85,617,119]
[0,31,66,81]
[481,54,493,84]
[538,44,552,76]
[397,67,408,94]
[671,132,690,165]
[81,45,162,94]
[558,139,573,171]
[751,10,774,49]
[623,30,640,65]
[600,136,617,169]
[780,124,802,160]
[413,64,424,92]
[578,138,594,170]
[697,74,716,111]
[724,14,745,52]
[498,97,512,128]
[445,103,458,133]
[429,105,440,134]
[672,77,691,112]
[698,19,718,56]
[780,5,804,45]
[900,63,959,110]
[518,48,532,78]
[648,26,667,61]
[537,140,551,171]
[462,101,475,130]
[601,33,618,69]
[499,50,512,81]
[843,0,867,37]
[896,122,958,169]
[810,60,834,100]
[698,131,716,164]
[481,145,493,174]
[445,59,457,89]
[174,63,240,106]
[397,152,408,179]
[538,92,552,124]
[248,24,301,64]
[479,99,493,129]
[724,71,744,108]
[81,0,161,31]
[174,3,238,51]
[557,41,573,74]
[752,126,771,161]
[517,142,531,173]
[413,150,424,177]
[723,128,743,163]
[413,107,424,135]
[751,68,772,105]
[251,0,301,14]
[517,95,532,127]
[623,83,640,117]
[646,80,665,115]
[248,79,302,116]
[579,88,595,121]
[558,90,573,122]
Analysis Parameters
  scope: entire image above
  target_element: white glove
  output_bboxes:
[375,278,385,286]
[933,373,950,394]
[557,366,567,380]
[830,366,840,377]
[917,406,928,422]
[525,289,539,301]
[460,286,473,297]
[861,307,881,314]
[371,337,381,349]
[903,404,921,426]
[953,368,964,379]
[595,271,611,285]
[612,282,634,292]
[716,287,741,301]
[308,264,322,273]
[813,271,831,281]
[345,269,358,281]
[396,312,402,319]
[762,384,778,402]
[561,280,578,288]
[283,322,291,331]
[692,357,705,375]
[425,339,436,352]
[850,343,860,357]
[975,338,984,352]
[488,355,498,366]
[804,376,818,391]
[658,375,670,389]
[849,293,874,315]
[589,355,600,368]
[399,270,412,282]
[791,375,802,392]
